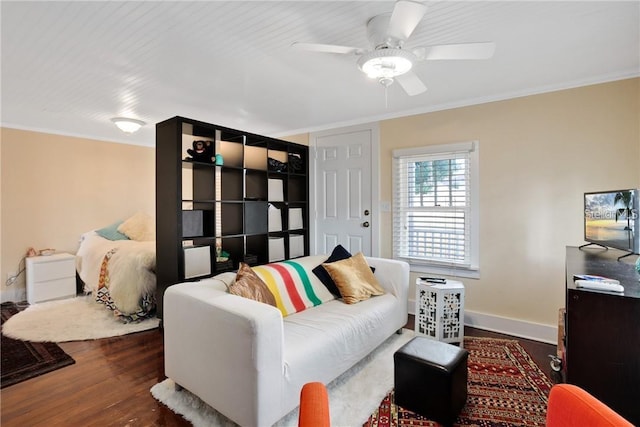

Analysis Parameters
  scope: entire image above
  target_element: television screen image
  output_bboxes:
[584,189,639,255]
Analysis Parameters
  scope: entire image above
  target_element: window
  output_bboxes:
[392,141,479,278]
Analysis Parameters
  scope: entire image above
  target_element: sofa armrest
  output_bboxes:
[366,256,409,303]
[546,384,633,427]
[164,281,285,427]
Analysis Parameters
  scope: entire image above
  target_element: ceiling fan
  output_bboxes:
[291,0,495,96]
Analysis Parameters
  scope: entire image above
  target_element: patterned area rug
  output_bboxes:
[365,337,553,426]
[1,302,75,388]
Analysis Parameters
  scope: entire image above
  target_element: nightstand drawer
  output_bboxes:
[28,256,75,282]
[26,253,77,304]
[29,277,76,304]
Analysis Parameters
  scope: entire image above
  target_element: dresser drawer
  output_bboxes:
[29,277,76,304]
[27,255,75,282]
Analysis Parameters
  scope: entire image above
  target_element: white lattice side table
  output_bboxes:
[415,279,465,346]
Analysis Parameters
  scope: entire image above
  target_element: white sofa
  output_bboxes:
[163,254,409,427]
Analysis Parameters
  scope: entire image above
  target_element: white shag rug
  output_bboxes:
[2,296,160,342]
[151,329,414,427]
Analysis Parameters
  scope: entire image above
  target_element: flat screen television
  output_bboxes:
[583,189,639,258]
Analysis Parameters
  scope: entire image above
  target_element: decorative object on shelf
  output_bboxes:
[268,157,287,172]
[215,153,224,165]
[111,117,145,133]
[288,153,303,173]
[215,259,234,272]
[243,254,258,266]
[215,244,230,263]
[186,140,214,163]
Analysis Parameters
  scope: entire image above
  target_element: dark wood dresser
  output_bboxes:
[565,246,640,425]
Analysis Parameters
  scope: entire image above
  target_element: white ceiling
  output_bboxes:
[2,1,639,147]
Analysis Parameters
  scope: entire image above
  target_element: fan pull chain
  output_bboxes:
[385,85,389,109]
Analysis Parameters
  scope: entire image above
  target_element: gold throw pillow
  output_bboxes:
[229,262,277,307]
[322,252,385,304]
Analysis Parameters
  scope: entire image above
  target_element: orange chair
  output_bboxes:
[546,384,634,427]
[298,382,330,427]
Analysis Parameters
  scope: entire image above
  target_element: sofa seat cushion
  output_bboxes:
[253,255,335,317]
[280,292,403,404]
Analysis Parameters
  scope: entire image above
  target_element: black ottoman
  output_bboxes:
[394,337,469,427]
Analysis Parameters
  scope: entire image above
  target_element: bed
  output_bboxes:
[75,213,156,322]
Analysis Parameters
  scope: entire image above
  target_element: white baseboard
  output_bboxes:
[408,299,558,345]
[1,287,26,303]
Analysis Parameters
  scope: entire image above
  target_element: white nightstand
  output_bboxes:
[415,279,465,346]
[26,253,76,304]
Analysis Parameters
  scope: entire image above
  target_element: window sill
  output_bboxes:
[409,263,480,279]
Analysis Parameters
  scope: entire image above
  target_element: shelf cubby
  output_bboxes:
[219,202,244,236]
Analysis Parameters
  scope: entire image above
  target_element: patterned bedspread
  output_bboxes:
[95,248,156,323]
[76,231,156,323]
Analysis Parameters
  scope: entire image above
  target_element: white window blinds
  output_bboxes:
[393,142,479,272]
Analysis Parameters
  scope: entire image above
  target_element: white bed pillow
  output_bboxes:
[117,212,155,241]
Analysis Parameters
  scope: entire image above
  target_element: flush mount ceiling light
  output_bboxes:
[111,117,146,133]
[357,48,415,87]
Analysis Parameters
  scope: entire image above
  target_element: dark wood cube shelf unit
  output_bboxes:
[155,116,309,318]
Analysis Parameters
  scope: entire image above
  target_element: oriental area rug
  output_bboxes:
[365,337,554,427]
[152,333,554,426]
[1,302,75,388]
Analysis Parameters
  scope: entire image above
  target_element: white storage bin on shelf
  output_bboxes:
[184,246,211,279]
[268,237,285,262]
[268,204,282,232]
[268,179,284,202]
[289,234,305,258]
[288,208,303,230]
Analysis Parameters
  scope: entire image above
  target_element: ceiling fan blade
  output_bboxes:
[395,71,427,96]
[290,42,362,55]
[414,42,496,60]
[387,0,428,41]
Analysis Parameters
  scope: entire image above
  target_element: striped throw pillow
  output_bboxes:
[253,259,335,317]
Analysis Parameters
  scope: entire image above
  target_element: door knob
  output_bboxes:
[362,221,370,228]
[364,209,370,216]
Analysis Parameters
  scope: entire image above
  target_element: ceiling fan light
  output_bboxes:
[362,56,412,79]
[358,48,415,79]
[111,117,146,133]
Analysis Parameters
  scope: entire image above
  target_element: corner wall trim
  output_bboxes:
[408,299,557,344]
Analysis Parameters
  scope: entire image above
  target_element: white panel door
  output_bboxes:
[311,124,378,256]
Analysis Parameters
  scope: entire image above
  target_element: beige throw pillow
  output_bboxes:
[229,263,277,307]
[322,252,385,304]
[117,212,155,241]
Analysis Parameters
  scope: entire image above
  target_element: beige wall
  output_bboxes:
[0,128,154,301]
[279,133,309,146]
[379,78,639,329]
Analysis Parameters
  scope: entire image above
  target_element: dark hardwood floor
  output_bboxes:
[0,316,558,426]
